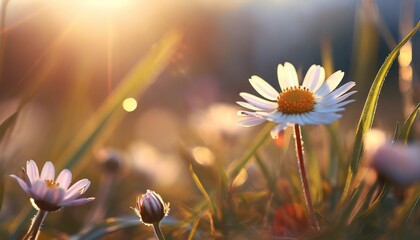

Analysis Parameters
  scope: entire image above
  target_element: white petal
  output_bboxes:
[26,160,39,183]
[257,111,283,122]
[300,113,313,125]
[30,180,48,200]
[10,175,30,195]
[237,110,258,117]
[326,81,356,100]
[302,65,325,91]
[315,71,345,96]
[334,91,357,103]
[287,114,305,125]
[331,91,357,103]
[270,123,287,139]
[49,188,66,205]
[277,64,291,91]
[333,99,355,108]
[284,62,299,87]
[279,114,291,124]
[319,90,356,105]
[314,105,345,113]
[238,117,266,127]
[55,169,72,190]
[249,75,279,100]
[295,114,306,125]
[64,179,91,201]
[236,101,264,111]
[309,112,342,124]
[40,161,55,181]
[61,197,95,207]
[304,112,322,125]
[313,67,326,91]
[240,92,277,110]
[302,65,316,89]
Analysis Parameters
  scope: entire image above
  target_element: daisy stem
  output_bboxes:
[293,124,320,231]
[152,222,166,240]
[23,210,48,240]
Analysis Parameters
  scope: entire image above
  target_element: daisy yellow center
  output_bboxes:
[277,86,315,114]
[45,179,59,188]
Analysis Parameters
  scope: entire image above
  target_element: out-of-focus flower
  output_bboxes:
[134,190,170,225]
[272,203,310,237]
[96,147,128,176]
[190,103,243,143]
[371,143,420,186]
[129,141,181,187]
[237,62,356,138]
[10,160,94,211]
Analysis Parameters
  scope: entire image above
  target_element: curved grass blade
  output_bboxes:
[399,103,420,144]
[392,122,400,143]
[337,186,361,225]
[342,21,420,200]
[189,164,220,219]
[354,183,389,222]
[187,215,201,240]
[70,216,177,240]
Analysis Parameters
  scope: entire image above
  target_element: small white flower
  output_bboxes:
[237,62,356,138]
[10,160,94,211]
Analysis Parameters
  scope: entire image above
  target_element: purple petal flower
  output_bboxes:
[10,160,94,211]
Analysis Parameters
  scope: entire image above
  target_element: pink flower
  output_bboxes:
[10,160,94,211]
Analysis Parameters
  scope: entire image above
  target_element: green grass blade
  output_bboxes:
[354,183,390,222]
[392,122,400,142]
[337,186,361,225]
[343,21,420,200]
[350,21,420,172]
[228,123,274,182]
[187,215,201,240]
[399,103,420,144]
[189,164,219,218]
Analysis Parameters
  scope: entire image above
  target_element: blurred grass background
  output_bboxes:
[0,0,419,239]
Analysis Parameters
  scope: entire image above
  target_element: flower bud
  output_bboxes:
[135,190,169,225]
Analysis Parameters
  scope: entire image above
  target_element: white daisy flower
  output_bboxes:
[237,62,356,139]
[10,160,94,211]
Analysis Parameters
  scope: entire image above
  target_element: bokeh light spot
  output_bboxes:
[122,98,137,112]
[192,146,215,166]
